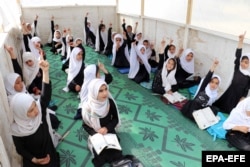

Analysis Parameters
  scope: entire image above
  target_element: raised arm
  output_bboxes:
[39,60,51,113]
[134,22,138,34]
[4,45,23,78]
[197,59,219,93]
[237,31,246,49]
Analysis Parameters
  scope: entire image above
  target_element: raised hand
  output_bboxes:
[239,31,246,42]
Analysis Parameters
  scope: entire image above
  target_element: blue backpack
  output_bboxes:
[206,112,227,141]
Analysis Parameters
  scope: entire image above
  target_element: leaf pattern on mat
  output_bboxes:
[64,104,76,114]
[139,127,159,141]
[75,127,86,142]
[60,149,77,167]
[118,104,132,114]
[172,135,195,152]
[145,110,162,121]
[125,92,138,101]
[170,161,185,167]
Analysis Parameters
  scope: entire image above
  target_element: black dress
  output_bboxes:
[152,69,178,95]
[12,82,60,167]
[68,63,85,92]
[132,64,150,84]
[181,70,218,120]
[82,98,123,167]
[104,27,113,56]
[85,17,96,46]
[175,58,200,89]
[214,48,250,113]
[113,41,130,68]
[122,23,135,51]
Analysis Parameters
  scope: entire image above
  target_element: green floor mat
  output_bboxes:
[43,46,234,167]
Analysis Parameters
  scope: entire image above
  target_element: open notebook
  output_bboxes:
[163,92,187,104]
[89,133,122,155]
[192,107,219,130]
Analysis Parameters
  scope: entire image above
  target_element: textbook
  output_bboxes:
[89,133,122,155]
[192,107,219,130]
[163,92,187,104]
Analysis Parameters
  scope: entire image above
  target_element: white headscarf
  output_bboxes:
[80,64,98,103]
[10,93,42,137]
[180,48,194,74]
[95,25,108,52]
[223,96,250,131]
[134,32,143,45]
[161,58,177,92]
[67,47,83,86]
[167,44,176,59]
[28,36,41,59]
[22,52,40,88]
[194,74,221,106]
[82,79,121,132]
[4,73,27,96]
[239,53,250,76]
[87,20,95,34]
[111,34,129,65]
[144,41,152,59]
[128,44,151,79]
[53,30,62,42]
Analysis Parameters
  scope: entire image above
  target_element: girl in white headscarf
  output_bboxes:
[50,30,63,55]
[22,52,42,95]
[10,60,60,167]
[134,32,143,46]
[82,78,122,166]
[21,15,40,52]
[84,12,96,47]
[214,32,250,114]
[4,73,27,101]
[74,63,113,120]
[65,47,85,92]
[111,33,130,68]
[181,59,220,120]
[104,23,117,56]
[223,96,250,151]
[95,21,108,54]
[28,36,42,59]
[175,48,201,89]
[152,58,178,95]
[128,43,151,84]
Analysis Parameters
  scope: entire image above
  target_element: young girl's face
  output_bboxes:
[34,42,41,48]
[76,39,82,45]
[115,38,122,45]
[140,47,145,54]
[240,58,249,69]
[137,33,142,40]
[97,84,108,102]
[14,76,24,92]
[55,31,61,39]
[169,45,176,54]
[166,59,175,71]
[185,53,193,62]
[25,59,34,67]
[127,26,132,33]
[87,22,91,27]
[27,24,32,31]
[54,24,59,30]
[143,41,149,49]
[76,51,83,61]
[101,26,106,32]
[209,77,220,90]
[27,101,39,118]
